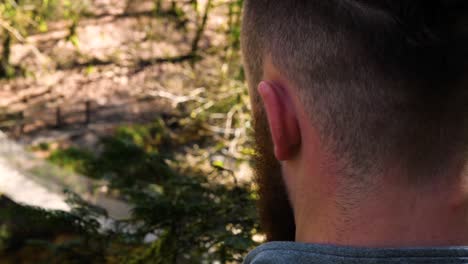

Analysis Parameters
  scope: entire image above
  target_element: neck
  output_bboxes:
[292,173,468,248]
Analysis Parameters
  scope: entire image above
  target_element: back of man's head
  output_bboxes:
[242,0,468,183]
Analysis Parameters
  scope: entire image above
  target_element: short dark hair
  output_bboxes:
[242,0,468,182]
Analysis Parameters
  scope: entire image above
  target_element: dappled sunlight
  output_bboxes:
[0,0,253,262]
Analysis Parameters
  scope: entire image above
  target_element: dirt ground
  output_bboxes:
[0,0,237,149]
[0,0,252,213]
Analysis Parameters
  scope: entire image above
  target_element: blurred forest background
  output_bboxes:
[0,0,262,263]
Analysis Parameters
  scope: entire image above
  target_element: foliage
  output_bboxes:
[41,108,259,263]
[0,0,87,77]
[0,194,109,263]
[48,147,95,175]
[0,0,259,262]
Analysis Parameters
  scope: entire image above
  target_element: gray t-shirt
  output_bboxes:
[244,242,468,263]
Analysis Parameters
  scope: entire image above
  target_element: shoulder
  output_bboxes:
[243,242,327,264]
[244,242,468,264]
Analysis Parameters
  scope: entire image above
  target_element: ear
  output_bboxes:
[258,81,301,161]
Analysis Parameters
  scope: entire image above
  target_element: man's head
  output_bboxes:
[242,0,468,242]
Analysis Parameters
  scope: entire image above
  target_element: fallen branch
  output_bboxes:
[0,19,51,66]
[0,19,25,42]
[57,53,201,71]
[147,87,207,108]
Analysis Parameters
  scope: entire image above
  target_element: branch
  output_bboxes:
[146,87,207,108]
[0,19,50,65]
[0,19,25,42]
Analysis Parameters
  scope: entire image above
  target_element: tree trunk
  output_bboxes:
[191,0,212,55]
[0,33,12,78]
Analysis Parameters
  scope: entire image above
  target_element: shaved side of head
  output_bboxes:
[242,0,468,241]
[243,0,468,183]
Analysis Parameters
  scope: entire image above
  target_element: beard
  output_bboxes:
[253,107,296,242]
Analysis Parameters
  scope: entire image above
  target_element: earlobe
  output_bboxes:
[258,81,301,161]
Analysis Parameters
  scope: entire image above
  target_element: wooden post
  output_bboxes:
[56,107,62,128]
[154,0,162,14]
[12,111,25,137]
[19,111,24,134]
[171,0,176,12]
[85,101,91,126]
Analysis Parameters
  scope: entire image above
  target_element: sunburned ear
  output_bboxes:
[258,81,301,161]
